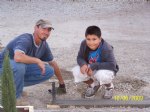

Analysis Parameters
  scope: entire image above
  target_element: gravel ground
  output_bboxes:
[0,0,150,111]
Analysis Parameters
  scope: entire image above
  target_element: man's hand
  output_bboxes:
[48,83,66,95]
[37,60,46,75]
[80,64,88,74]
[56,83,66,95]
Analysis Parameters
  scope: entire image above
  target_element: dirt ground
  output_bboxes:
[0,0,150,111]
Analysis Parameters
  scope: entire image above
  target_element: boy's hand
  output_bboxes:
[87,68,93,76]
[80,64,88,74]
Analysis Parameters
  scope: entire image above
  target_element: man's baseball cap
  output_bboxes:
[36,19,54,30]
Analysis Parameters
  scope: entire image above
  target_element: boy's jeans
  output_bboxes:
[0,59,54,98]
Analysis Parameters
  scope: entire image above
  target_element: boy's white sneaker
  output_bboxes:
[84,84,101,98]
[103,88,113,99]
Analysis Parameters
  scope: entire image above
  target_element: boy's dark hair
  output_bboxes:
[85,25,101,38]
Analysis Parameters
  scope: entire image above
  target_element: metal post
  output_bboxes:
[51,82,56,104]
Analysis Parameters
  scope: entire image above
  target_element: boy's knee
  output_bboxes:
[72,66,89,83]
[72,66,80,75]
[95,70,114,85]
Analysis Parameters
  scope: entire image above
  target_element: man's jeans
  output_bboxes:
[0,59,54,98]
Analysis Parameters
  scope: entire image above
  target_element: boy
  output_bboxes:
[72,26,119,98]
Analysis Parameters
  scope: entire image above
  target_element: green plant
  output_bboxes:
[1,51,17,112]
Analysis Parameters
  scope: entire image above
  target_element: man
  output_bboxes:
[0,19,66,103]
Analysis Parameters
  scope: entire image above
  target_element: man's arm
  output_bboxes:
[14,51,46,74]
[48,60,64,84]
[48,60,66,94]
